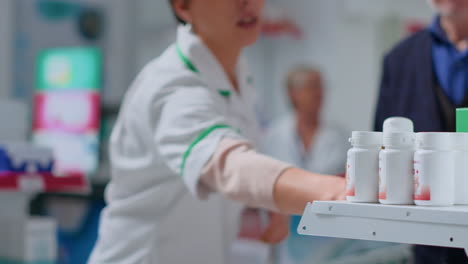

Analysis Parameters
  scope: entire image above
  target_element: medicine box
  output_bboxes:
[457,108,468,132]
[0,143,54,173]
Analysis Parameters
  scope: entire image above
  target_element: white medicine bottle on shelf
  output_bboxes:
[346,131,382,203]
[379,117,415,205]
[414,133,455,206]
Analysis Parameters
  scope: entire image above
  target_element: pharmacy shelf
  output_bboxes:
[298,201,468,255]
[0,172,89,219]
[0,172,88,193]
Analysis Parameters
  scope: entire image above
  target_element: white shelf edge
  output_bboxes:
[298,201,468,255]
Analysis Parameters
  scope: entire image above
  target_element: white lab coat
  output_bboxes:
[262,113,348,175]
[89,25,260,264]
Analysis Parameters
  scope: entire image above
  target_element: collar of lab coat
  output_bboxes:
[176,25,249,97]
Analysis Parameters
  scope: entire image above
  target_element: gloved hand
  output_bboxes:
[274,168,347,215]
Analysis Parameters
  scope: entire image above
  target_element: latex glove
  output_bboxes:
[274,168,347,215]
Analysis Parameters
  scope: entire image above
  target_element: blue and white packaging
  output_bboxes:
[0,143,54,173]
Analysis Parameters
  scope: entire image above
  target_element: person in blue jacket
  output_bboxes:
[374,0,468,263]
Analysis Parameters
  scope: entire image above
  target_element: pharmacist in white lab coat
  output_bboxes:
[89,1,346,264]
[262,66,348,175]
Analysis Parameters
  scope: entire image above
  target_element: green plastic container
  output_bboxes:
[457,108,468,132]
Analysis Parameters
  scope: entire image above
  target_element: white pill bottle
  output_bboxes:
[346,131,382,203]
[452,133,468,205]
[414,133,455,206]
[379,117,415,204]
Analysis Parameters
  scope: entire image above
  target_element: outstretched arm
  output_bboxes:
[200,138,346,216]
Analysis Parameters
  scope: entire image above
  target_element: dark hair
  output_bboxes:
[169,0,187,25]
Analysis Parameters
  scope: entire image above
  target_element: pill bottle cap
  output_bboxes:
[416,132,453,151]
[383,117,414,133]
[349,131,382,147]
[383,132,415,148]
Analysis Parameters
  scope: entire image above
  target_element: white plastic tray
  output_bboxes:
[298,201,468,254]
